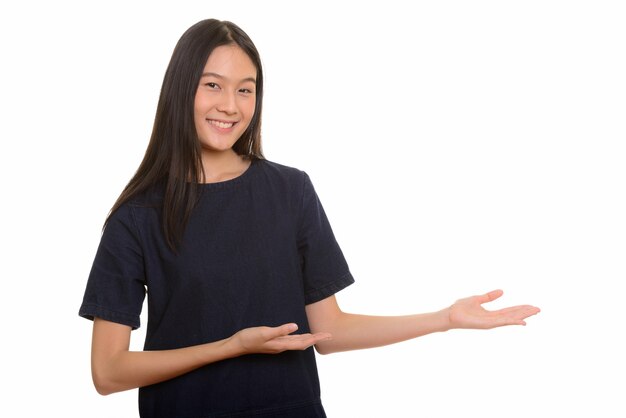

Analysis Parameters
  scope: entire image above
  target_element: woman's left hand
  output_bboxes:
[447,289,540,330]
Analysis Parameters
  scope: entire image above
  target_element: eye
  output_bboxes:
[238,88,254,94]
[204,82,219,89]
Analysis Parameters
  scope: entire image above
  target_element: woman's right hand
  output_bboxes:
[230,323,332,355]
[90,319,331,396]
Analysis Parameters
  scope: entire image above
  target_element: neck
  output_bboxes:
[200,149,250,183]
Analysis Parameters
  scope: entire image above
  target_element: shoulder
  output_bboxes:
[256,159,306,179]
[107,186,163,230]
[254,159,310,189]
[251,160,320,211]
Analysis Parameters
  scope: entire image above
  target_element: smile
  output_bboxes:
[207,119,237,129]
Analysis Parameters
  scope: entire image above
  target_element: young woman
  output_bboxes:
[79,18,540,418]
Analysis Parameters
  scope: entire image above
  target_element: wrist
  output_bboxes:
[436,307,454,332]
[203,335,245,363]
[223,334,246,358]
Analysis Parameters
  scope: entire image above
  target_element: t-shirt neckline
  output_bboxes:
[199,158,259,191]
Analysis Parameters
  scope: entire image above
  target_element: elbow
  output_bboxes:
[313,342,336,355]
[92,366,120,396]
[94,385,114,397]
[93,376,124,396]
[93,374,115,396]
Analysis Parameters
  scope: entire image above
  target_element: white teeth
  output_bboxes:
[208,120,235,129]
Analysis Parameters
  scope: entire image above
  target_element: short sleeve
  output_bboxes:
[297,173,354,305]
[78,205,146,329]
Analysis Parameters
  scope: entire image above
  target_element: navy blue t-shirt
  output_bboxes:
[79,159,354,417]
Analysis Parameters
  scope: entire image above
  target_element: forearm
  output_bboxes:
[308,290,540,354]
[93,337,241,395]
[314,309,452,354]
[92,320,328,395]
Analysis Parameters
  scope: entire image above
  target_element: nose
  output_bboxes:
[216,91,237,115]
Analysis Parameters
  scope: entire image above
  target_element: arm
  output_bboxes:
[305,290,540,355]
[91,318,331,395]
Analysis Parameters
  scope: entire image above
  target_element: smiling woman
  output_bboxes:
[78,17,539,418]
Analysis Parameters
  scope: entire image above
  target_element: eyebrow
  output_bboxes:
[201,72,256,84]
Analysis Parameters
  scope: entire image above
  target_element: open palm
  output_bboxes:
[448,289,540,330]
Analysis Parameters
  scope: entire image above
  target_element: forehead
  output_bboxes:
[203,44,256,79]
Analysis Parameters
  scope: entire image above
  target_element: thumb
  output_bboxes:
[267,323,298,339]
[476,289,504,304]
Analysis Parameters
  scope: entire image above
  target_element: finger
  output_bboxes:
[510,305,541,320]
[476,289,504,304]
[272,333,332,350]
[274,332,332,343]
[264,323,298,340]
[491,305,539,316]
[490,306,540,326]
[312,332,332,341]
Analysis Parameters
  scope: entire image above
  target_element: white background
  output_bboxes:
[1,1,625,417]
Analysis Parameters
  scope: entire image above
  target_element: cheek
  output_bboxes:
[193,95,204,116]
[193,108,203,128]
[193,96,207,124]
[243,100,256,121]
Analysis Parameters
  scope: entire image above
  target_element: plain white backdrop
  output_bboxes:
[1,1,625,416]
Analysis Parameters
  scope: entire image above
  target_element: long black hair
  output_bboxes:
[106,19,264,251]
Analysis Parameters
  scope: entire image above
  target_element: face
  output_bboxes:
[194,45,257,154]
